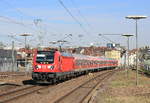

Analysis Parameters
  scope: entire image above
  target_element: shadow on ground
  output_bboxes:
[0,83,21,86]
[22,79,51,86]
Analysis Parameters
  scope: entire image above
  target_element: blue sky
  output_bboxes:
[0,0,150,49]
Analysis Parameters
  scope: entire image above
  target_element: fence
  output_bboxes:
[0,49,18,72]
[0,58,18,72]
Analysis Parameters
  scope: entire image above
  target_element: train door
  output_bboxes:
[58,56,63,72]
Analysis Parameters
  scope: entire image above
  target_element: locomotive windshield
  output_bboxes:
[36,51,55,64]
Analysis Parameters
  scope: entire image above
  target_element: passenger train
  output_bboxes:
[32,49,118,83]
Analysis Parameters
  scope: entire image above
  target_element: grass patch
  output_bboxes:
[140,68,150,75]
[105,96,150,103]
[95,69,150,103]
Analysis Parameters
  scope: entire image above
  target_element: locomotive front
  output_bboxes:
[32,50,60,82]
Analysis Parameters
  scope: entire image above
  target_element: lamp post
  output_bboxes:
[122,34,134,77]
[20,34,31,49]
[126,15,147,85]
[20,34,31,73]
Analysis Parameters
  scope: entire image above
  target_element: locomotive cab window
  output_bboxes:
[36,51,55,64]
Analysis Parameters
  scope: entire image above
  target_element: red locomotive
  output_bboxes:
[32,49,118,83]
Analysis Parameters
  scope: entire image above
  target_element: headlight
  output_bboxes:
[48,65,54,70]
[37,65,42,69]
[48,65,51,69]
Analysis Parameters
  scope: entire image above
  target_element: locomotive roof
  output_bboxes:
[99,56,116,61]
[37,50,56,53]
[60,52,117,61]
[73,54,116,61]
[72,54,102,60]
[61,52,73,57]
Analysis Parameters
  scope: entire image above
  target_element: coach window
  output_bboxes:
[84,60,86,65]
[76,60,79,66]
[79,60,81,66]
[78,61,80,66]
[81,61,84,65]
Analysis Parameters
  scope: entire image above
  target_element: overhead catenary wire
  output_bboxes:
[57,0,90,35]
[1,0,26,19]
[0,0,72,48]
[99,34,117,44]
[0,15,40,34]
[69,0,92,29]
[0,16,38,47]
[0,15,57,44]
[0,0,62,37]
[8,34,36,47]
[0,15,63,47]
[1,0,91,46]
[0,16,27,26]
[1,0,88,38]
[7,35,24,43]
[69,0,123,46]
[0,0,75,37]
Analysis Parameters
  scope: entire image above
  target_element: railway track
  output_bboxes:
[0,74,25,78]
[0,69,120,103]
[0,85,48,103]
[54,69,117,103]
[0,72,29,79]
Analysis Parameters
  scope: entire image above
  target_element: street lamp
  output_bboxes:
[126,15,147,85]
[20,34,31,49]
[20,33,31,73]
[122,34,134,77]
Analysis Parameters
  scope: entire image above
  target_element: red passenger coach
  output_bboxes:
[32,50,118,83]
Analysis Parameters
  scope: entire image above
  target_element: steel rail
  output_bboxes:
[0,85,48,103]
[54,69,118,103]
